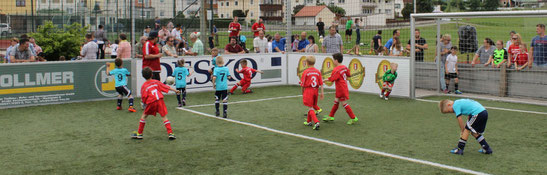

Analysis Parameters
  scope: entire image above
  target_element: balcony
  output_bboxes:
[260,16,283,21]
[260,4,282,11]
[361,2,377,8]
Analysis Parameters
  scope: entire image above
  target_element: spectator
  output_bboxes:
[506,31,516,50]
[305,36,319,53]
[406,29,428,61]
[371,30,382,55]
[239,35,249,53]
[110,39,119,58]
[36,52,47,62]
[376,46,385,56]
[291,35,300,52]
[80,33,99,60]
[4,38,18,63]
[117,33,132,59]
[332,17,340,33]
[472,38,495,66]
[355,18,361,45]
[251,18,265,38]
[225,37,245,54]
[171,24,182,42]
[515,43,530,70]
[296,32,309,52]
[229,17,241,42]
[266,35,273,53]
[389,37,404,56]
[154,17,161,31]
[59,56,66,61]
[167,21,174,31]
[507,33,524,68]
[322,26,343,53]
[18,34,36,56]
[345,17,353,43]
[253,30,268,53]
[484,40,508,68]
[29,37,42,55]
[317,18,325,37]
[142,32,162,81]
[143,26,151,37]
[10,38,35,63]
[272,33,287,53]
[135,36,147,58]
[94,25,107,59]
[158,25,171,45]
[177,37,189,55]
[186,32,204,56]
[436,34,452,93]
[384,29,400,55]
[163,36,178,57]
[530,23,547,67]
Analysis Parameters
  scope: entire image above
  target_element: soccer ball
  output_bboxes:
[165,76,175,85]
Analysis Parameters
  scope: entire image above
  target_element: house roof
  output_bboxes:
[295,6,330,17]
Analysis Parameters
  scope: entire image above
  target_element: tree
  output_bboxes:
[401,0,434,19]
[293,5,305,15]
[233,10,246,18]
[29,21,89,61]
[467,0,482,11]
[401,3,413,19]
[327,5,345,16]
[482,0,499,11]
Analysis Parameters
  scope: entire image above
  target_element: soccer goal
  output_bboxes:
[410,10,547,105]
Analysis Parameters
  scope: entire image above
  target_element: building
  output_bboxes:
[336,0,403,19]
[217,0,260,22]
[1,0,36,15]
[294,5,335,26]
[260,0,284,22]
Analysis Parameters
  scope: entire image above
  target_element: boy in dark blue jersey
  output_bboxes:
[107,58,136,112]
[212,56,231,118]
[439,99,493,155]
[173,59,193,107]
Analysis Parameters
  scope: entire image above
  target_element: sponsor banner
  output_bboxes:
[0,60,132,108]
[288,54,410,97]
[135,54,287,96]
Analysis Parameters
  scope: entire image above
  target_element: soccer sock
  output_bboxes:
[343,104,356,119]
[163,120,173,134]
[457,138,467,150]
[215,100,220,112]
[446,82,450,90]
[176,92,182,104]
[313,105,320,111]
[182,91,187,101]
[385,90,392,98]
[329,101,339,117]
[476,135,491,150]
[129,98,134,107]
[455,83,459,91]
[117,98,122,106]
[308,109,319,123]
[230,84,238,93]
[138,119,146,134]
[223,102,228,114]
[381,89,385,95]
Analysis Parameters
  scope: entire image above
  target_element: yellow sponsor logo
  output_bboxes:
[296,56,308,80]
[321,57,334,86]
[375,60,392,90]
[348,58,365,89]
[0,85,74,95]
[101,62,116,91]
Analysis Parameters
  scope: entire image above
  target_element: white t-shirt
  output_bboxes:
[110,44,118,56]
[390,46,403,56]
[253,37,268,53]
[171,29,181,40]
[267,42,273,53]
[446,54,458,73]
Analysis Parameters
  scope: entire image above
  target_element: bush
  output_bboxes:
[29,21,88,61]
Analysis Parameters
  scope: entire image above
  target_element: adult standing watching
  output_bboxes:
[471,38,495,66]
[322,26,343,54]
[272,33,287,54]
[229,17,241,42]
[94,25,107,59]
[530,23,547,67]
[116,33,132,59]
[406,29,428,62]
[296,32,309,52]
[345,18,353,43]
[436,34,452,93]
[186,32,204,56]
[135,36,147,58]
[384,29,400,55]
[371,30,382,54]
[143,32,163,81]
[253,30,268,53]
[10,38,35,63]
[355,18,361,45]
[251,18,265,38]
[225,37,246,54]
[316,18,325,37]
[80,33,98,60]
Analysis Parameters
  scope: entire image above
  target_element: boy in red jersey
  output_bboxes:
[301,56,324,130]
[132,67,180,140]
[142,32,163,81]
[230,59,264,94]
[323,53,359,125]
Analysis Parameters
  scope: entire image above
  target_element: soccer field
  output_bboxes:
[1,86,546,174]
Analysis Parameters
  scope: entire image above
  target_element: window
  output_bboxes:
[235,1,238,6]
[16,0,26,7]
[251,12,253,17]
[41,0,46,3]
[386,9,391,14]
[362,8,372,14]
[378,9,381,13]
[67,8,73,13]
[53,0,60,3]
[160,11,165,16]
[226,2,229,6]
[138,0,143,3]
[338,0,345,3]
[250,0,253,4]
[221,14,224,18]
[385,0,389,3]
[160,0,164,2]
[395,4,400,9]
[67,0,74,3]
[220,2,223,6]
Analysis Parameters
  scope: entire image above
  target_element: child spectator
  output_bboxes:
[485,40,508,68]
[445,46,462,94]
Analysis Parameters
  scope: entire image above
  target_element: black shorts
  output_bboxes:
[345,29,352,36]
[115,86,132,97]
[215,90,229,102]
[465,110,488,134]
[445,73,458,79]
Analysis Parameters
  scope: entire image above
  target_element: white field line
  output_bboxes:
[176,107,490,175]
[185,92,336,108]
[416,99,547,115]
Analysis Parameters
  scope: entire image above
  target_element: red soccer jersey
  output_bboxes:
[515,53,529,65]
[239,67,257,81]
[143,40,161,71]
[229,22,241,37]
[141,79,171,105]
[301,67,323,89]
[328,65,350,97]
[508,44,521,62]
[252,23,265,37]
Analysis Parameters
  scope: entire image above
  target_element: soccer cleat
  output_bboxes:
[313,123,320,130]
[347,117,358,125]
[315,108,323,115]
[379,92,384,98]
[450,148,464,155]
[168,133,176,140]
[128,106,136,113]
[182,100,186,106]
[478,148,493,154]
[215,111,220,117]
[178,103,183,107]
[131,131,143,139]
[228,92,234,95]
[455,90,463,94]
[384,97,389,101]
[116,106,122,110]
[223,112,228,118]
[443,89,449,94]
[244,90,253,94]
[304,121,313,126]
[322,115,334,122]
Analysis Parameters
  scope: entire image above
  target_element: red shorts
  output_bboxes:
[302,88,318,107]
[238,79,251,86]
[336,90,349,101]
[144,99,168,117]
[383,82,394,90]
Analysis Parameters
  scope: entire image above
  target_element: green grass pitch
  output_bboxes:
[1,86,546,174]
